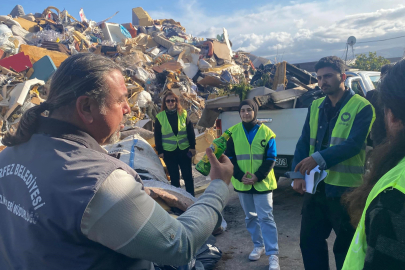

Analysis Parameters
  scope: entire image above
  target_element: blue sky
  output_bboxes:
[1,0,284,23]
[2,0,405,63]
[1,0,134,23]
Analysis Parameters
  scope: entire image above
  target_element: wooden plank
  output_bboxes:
[272,61,287,90]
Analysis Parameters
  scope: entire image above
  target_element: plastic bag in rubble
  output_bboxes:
[0,25,17,53]
[104,135,169,184]
[195,235,222,270]
[26,30,64,45]
[190,82,198,95]
[179,57,198,79]
[199,59,212,69]
[0,25,12,37]
[182,63,199,79]
[136,90,152,108]
[134,67,151,83]
[154,236,222,270]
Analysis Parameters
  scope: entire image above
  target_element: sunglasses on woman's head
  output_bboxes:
[166,99,176,103]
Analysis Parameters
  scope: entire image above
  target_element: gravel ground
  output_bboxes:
[180,168,337,270]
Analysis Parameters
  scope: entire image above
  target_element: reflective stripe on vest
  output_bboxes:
[230,123,277,192]
[309,94,375,187]
[156,110,190,151]
[342,158,405,270]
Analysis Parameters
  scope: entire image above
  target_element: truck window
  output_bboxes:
[368,75,380,89]
[351,80,365,97]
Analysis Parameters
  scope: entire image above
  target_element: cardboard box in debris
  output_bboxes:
[0,5,320,152]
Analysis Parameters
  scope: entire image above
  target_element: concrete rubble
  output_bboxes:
[0,4,319,154]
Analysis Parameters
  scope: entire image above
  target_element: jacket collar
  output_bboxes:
[37,117,107,154]
[318,87,354,109]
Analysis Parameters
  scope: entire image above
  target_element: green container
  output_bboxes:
[196,130,232,176]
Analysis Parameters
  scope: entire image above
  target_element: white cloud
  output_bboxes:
[149,1,405,62]
[294,19,305,29]
[294,29,312,41]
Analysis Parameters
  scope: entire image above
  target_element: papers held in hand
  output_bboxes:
[291,166,328,194]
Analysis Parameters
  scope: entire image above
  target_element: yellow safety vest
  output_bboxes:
[230,123,277,192]
[309,94,375,187]
[156,110,190,151]
[342,158,405,270]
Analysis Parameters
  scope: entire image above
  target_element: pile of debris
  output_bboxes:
[0,5,246,138]
[0,4,319,141]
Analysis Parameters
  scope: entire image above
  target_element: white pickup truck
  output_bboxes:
[217,70,380,179]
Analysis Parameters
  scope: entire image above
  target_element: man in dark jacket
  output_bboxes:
[0,53,233,270]
[290,56,375,270]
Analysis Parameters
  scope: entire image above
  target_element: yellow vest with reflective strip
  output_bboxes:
[342,158,405,270]
[309,94,375,187]
[230,123,277,192]
[156,110,190,151]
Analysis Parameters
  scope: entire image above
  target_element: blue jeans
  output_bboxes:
[238,192,279,255]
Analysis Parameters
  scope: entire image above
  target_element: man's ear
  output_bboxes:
[340,73,347,83]
[76,96,94,124]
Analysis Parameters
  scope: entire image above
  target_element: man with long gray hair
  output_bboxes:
[0,53,233,270]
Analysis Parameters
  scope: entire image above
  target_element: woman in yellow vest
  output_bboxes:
[154,91,196,196]
[343,60,405,270]
[225,100,280,270]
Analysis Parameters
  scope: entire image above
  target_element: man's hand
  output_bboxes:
[242,172,258,185]
[189,149,196,157]
[158,153,164,159]
[207,147,233,185]
[295,156,317,175]
[293,178,306,194]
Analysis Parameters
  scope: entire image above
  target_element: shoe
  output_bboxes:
[269,255,280,270]
[249,246,265,261]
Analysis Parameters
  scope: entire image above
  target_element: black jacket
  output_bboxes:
[363,188,405,270]
[154,111,196,154]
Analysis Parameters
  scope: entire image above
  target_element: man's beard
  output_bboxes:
[322,85,339,95]
[105,129,121,145]
[104,118,127,145]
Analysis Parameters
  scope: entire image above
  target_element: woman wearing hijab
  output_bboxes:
[225,99,280,270]
[155,91,196,196]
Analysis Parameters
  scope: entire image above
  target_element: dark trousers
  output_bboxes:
[300,184,355,270]
[163,148,195,196]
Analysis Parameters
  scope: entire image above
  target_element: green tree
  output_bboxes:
[353,52,390,71]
